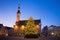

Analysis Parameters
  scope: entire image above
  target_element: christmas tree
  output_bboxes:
[24,16,38,38]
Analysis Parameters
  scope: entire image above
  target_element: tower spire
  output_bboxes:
[16,4,21,22]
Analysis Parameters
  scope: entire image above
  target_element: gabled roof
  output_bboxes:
[16,19,41,26]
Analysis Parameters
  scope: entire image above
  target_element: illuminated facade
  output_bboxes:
[48,25,60,36]
[0,24,8,36]
[14,5,41,36]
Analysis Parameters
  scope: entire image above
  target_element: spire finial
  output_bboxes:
[18,4,20,10]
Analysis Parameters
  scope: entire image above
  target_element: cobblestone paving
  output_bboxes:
[0,36,60,40]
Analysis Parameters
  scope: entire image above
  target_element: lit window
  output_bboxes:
[51,32,54,35]
[6,33,8,36]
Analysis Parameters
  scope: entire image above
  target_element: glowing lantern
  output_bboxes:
[14,25,18,31]
[36,25,39,29]
[21,25,25,30]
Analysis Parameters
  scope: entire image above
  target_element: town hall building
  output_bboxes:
[13,5,41,36]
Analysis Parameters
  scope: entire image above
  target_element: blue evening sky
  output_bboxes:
[0,0,60,28]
